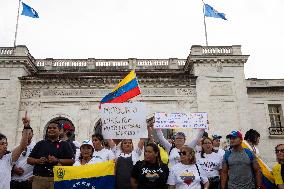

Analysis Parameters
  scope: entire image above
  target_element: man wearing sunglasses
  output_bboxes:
[11,127,35,189]
[272,144,284,189]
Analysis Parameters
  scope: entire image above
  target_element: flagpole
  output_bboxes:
[202,0,208,46]
[14,0,21,47]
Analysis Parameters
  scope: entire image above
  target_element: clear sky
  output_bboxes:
[1,0,283,79]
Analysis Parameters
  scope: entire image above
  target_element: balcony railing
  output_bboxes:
[268,127,284,136]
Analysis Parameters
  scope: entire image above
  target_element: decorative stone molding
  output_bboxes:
[247,79,284,88]
[80,102,90,110]
[20,101,41,110]
[247,88,284,96]
[21,89,41,98]
[39,88,197,98]
[215,61,223,72]
[176,88,196,96]
[42,89,109,97]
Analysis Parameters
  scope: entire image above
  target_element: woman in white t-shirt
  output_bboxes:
[91,134,115,163]
[73,139,96,166]
[167,146,209,189]
[196,137,223,189]
[156,129,205,167]
[108,138,144,189]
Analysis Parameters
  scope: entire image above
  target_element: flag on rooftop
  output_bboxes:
[100,70,141,106]
[21,2,39,18]
[204,3,227,20]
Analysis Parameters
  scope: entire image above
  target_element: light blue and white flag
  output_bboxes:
[204,3,227,20]
[21,2,39,18]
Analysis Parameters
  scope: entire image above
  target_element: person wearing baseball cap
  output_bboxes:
[212,133,225,157]
[73,139,95,166]
[59,123,76,155]
[221,130,262,189]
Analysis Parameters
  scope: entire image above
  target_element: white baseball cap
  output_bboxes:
[81,139,93,148]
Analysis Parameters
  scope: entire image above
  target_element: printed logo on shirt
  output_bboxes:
[146,172,159,182]
[141,167,163,182]
[93,156,103,160]
[180,171,195,185]
[201,160,219,172]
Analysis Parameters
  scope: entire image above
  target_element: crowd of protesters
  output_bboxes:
[0,113,283,189]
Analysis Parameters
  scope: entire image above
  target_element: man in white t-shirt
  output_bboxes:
[0,112,32,189]
[11,128,36,189]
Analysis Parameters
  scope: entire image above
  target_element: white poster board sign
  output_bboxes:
[154,112,208,129]
[100,102,147,139]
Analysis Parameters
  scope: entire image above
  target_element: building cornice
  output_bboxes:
[0,46,38,74]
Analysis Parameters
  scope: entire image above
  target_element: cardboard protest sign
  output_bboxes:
[154,112,208,129]
[100,102,147,139]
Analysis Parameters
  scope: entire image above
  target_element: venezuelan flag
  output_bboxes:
[242,141,278,189]
[100,70,141,105]
[54,161,115,189]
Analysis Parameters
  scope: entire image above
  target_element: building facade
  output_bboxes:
[0,45,283,166]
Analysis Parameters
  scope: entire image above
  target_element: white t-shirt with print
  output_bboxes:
[112,146,142,165]
[92,148,115,163]
[0,153,13,189]
[196,152,223,178]
[73,157,98,166]
[12,142,35,181]
[167,162,208,189]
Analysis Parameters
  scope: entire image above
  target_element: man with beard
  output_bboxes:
[221,130,262,189]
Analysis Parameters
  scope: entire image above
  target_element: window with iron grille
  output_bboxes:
[268,104,284,136]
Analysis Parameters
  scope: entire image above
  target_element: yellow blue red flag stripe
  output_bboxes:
[100,70,141,104]
[54,161,115,189]
[242,141,278,189]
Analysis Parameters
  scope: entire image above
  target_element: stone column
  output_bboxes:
[187,45,251,136]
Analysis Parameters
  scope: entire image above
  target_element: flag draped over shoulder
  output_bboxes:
[242,141,278,189]
[204,3,227,20]
[54,161,115,189]
[21,2,39,18]
[100,70,141,105]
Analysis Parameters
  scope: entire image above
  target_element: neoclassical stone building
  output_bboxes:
[0,45,283,166]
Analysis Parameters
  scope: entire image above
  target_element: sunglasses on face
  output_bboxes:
[275,149,284,154]
[22,151,27,156]
[178,151,187,156]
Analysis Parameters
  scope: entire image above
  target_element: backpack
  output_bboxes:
[224,148,255,186]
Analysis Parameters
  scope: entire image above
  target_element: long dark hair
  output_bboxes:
[201,137,217,158]
[145,143,162,166]
[244,129,260,145]
[92,133,105,146]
